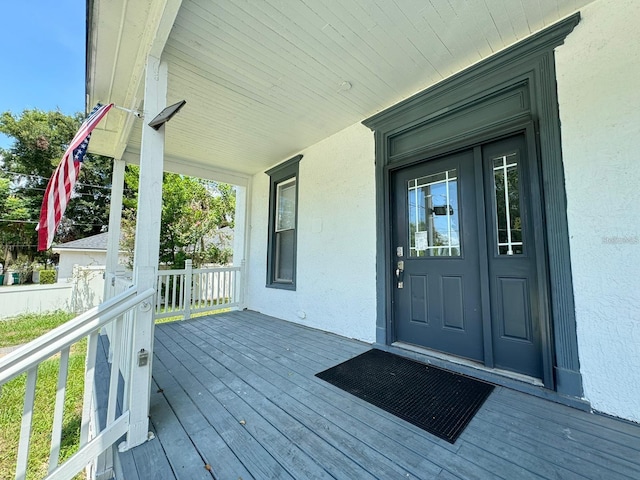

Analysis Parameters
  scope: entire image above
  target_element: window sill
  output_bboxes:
[266,282,296,291]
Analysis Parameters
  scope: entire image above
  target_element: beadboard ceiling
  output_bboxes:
[87,0,593,181]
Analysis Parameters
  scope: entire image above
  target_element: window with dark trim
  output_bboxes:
[266,155,302,289]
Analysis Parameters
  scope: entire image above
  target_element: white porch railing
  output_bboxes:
[0,285,155,480]
[111,274,136,399]
[0,262,243,479]
[155,260,242,320]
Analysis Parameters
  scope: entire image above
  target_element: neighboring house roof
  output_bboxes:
[52,232,118,253]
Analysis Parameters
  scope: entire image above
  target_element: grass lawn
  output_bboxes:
[0,311,85,480]
[0,311,74,348]
[155,306,230,324]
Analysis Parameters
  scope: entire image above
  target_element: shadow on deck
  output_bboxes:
[113,310,640,479]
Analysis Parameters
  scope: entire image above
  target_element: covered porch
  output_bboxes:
[112,311,640,480]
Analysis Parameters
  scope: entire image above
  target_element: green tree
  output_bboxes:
[0,175,31,266]
[122,167,235,268]
[0,109,115,264]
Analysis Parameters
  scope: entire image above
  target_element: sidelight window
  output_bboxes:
[493,152,523,255]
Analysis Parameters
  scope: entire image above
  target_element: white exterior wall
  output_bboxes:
[245,0,640,422]
[57,250,108,280]
[246,123,377,342]
[556,0,640,422]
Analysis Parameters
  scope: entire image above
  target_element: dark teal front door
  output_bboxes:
[391,134,543,379]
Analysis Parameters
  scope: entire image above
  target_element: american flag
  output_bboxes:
[36,103,113,250]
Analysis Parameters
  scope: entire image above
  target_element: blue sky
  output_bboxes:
[0,1,85,149]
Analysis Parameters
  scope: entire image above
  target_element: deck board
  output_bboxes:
[113,311,640,480]
[147,379,213,480]
[155,347,340,479]
[156,323,408,479]
[479,402,640,477]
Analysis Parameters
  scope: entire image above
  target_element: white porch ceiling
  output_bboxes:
[87,0,593,180]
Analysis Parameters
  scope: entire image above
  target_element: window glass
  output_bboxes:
[275,229,295,282]
[493,152,523,255]
[276,178,296,232]
[408,169,461,257]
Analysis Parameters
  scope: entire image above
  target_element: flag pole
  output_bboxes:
[112,105,144,118]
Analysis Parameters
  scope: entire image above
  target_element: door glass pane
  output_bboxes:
[276,178,296,231]
[408,169,460,257]
[493,152,523,255]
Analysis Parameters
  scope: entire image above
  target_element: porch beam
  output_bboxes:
[123,54,167,450]
[121,149,251,187]
[111,0,183,161]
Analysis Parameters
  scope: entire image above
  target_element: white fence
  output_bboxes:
[0,286,155,480]
[0,266,106,320]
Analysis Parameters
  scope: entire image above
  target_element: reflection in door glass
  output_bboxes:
[493,152,523,255]
[408,169,460,257]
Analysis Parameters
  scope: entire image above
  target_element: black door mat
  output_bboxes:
[315,349,494,443]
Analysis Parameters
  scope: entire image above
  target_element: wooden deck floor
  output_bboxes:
[115,310,640,480]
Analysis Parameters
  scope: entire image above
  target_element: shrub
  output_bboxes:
[39,269,56,284]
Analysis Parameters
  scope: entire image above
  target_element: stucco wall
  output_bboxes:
[57,251,108,280]
[245,0,640,422]
[556,0,640,422]
[246,123,377,342]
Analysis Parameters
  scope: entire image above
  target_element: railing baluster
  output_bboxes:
[231,270,236,304]
[107,316,123,426]
[162,275,168,314]
[171,274,177,312]
[221,271,226,305]
[213,271,217,307]
[195,272,200,310]
[206,271,211,308]
[218,270,227,305]
[184,261,192,320]
[48,346,70,473]
[97,314,123,477]
[235,269,239,304]
[80,331,99,447]
[15,367,38,480]
[182,272,187,313]
[121,311,134,412]
[210,270,215,305]
[156,275,162,315]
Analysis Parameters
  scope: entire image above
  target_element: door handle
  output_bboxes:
[395,261,404,288]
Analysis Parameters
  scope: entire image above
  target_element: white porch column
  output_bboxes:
[122,54,167,450]
[232,181,250,308]
[103,158,126,301]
